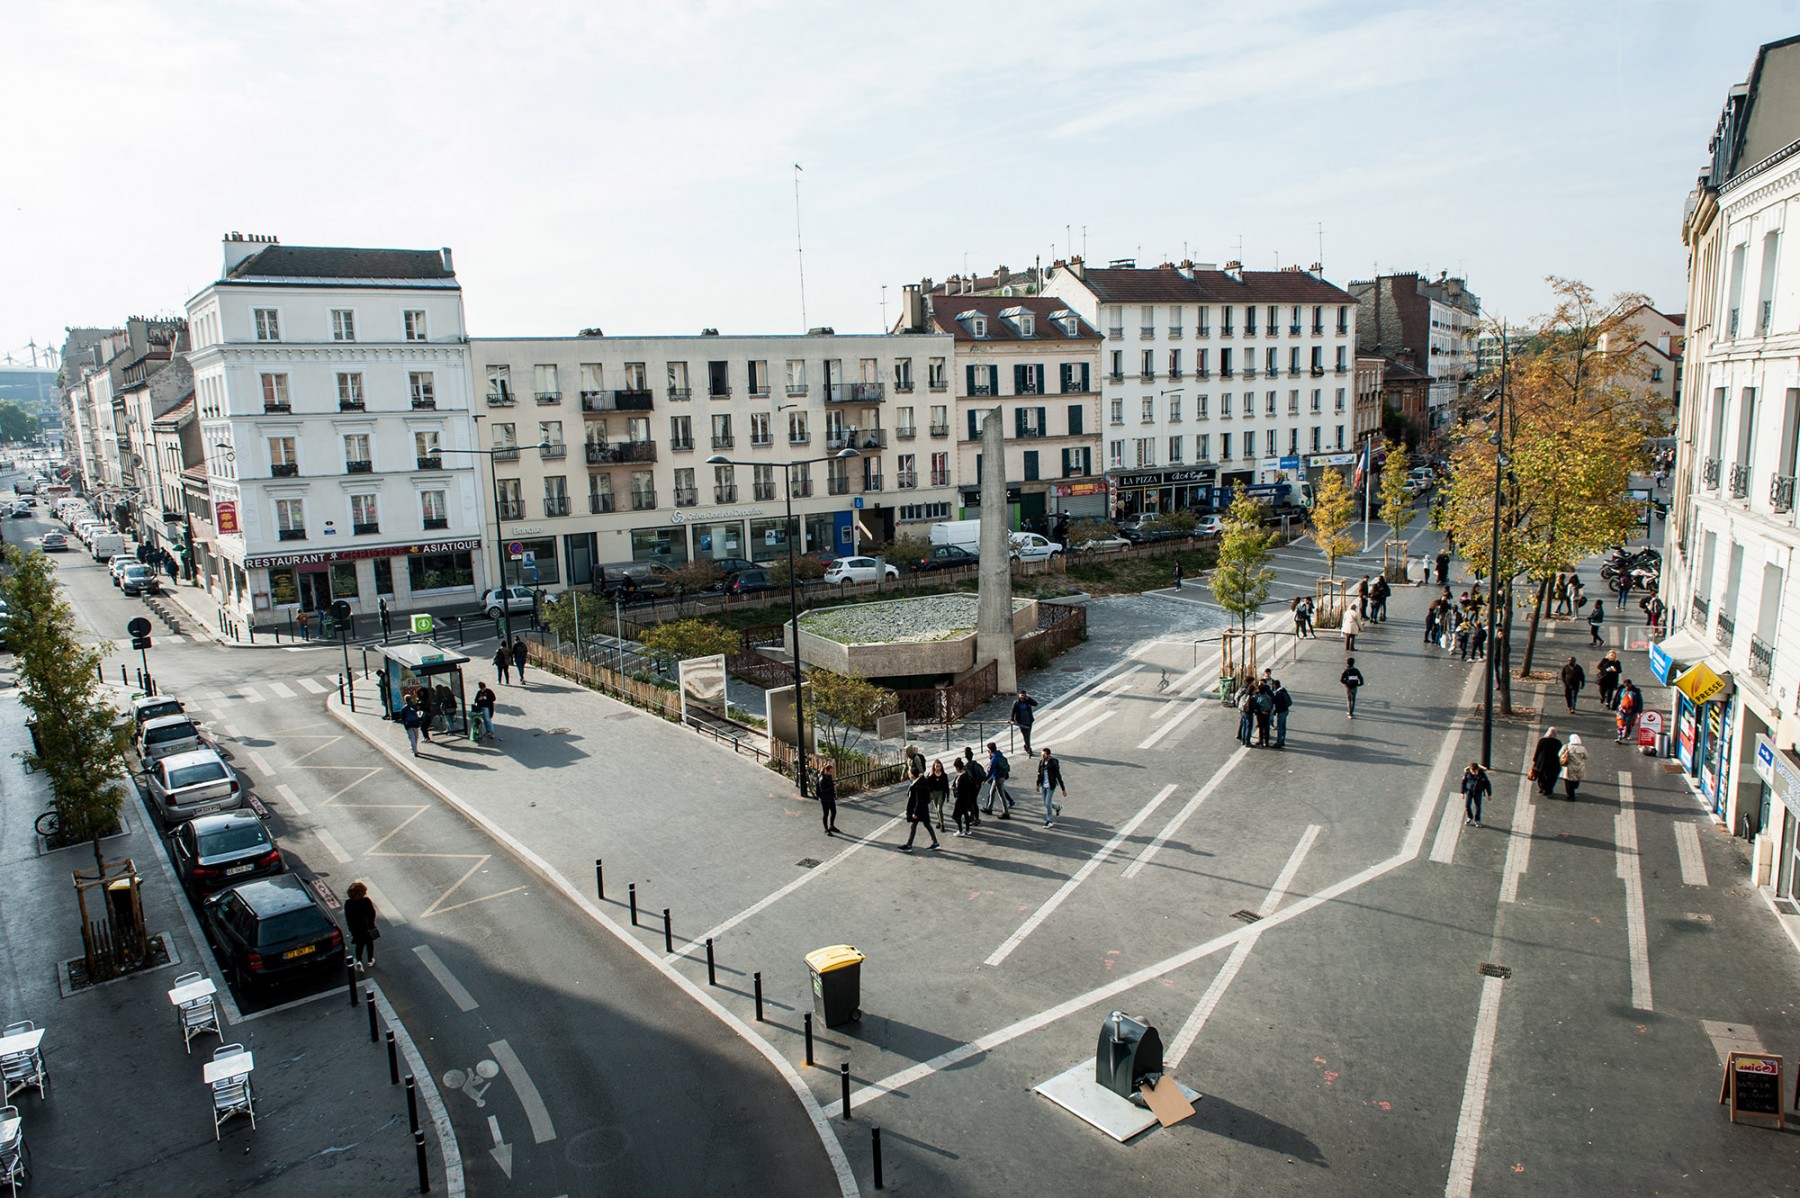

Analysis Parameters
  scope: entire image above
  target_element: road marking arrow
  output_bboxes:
[488,1114,513,1178]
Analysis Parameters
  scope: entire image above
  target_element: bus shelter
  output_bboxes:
[377,642,471,738]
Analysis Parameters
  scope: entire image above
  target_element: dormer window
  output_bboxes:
[1018,314,1035,337]
[971,317,987,337]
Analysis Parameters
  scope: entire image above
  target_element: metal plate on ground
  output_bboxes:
[1032,1060,1201,1143]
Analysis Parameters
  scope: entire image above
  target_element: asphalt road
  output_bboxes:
[12,502,837,1197]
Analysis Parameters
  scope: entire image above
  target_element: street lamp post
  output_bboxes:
[437,435,550,649]
[707,447,859,799]
[1480,328,1509,768]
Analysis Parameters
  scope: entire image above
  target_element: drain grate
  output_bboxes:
[1231,909,1264,923]
[1478,962,1512,979]
[796,858,821,869]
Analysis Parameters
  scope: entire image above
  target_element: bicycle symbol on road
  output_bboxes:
[442,1058,500,1107]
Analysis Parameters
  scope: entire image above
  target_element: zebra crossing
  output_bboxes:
[180,673,348,707]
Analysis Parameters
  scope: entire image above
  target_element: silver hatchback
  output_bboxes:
[145,748,244,827]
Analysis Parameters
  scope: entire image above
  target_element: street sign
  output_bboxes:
[852,497,864,509]
[508,541,524,556]
[522,551,536,566]
[1637,708,1663,750]
[411,613,434,635]
[126,617,151,638]
[1720,1051,1785,1128]
[509,553,524,561]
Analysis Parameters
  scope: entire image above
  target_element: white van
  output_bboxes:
[929,519,983,554]
[1008,532,1064,563]
[90,532,126,561]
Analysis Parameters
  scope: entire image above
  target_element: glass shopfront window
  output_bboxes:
[408,550,475,593]
[269,568,300,606]
[505,536,560,586]
[749,516,797,563]
[631,526,688,563]
[691,519,748,562]
[803,513,835,557]
[373,558,394,596]
[331,562,359,598]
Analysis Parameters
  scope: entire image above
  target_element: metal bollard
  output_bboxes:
[872,1126,883,1189]
[706,938,716,986]
[594,858,604,901]
[338,674,346,703]
[804,1012,814,1066]
[663,908,672,955]
[368,991,379,1041]
[96,663,102,682]
[387,1030,400,1084]
[754,971,764,1022]
[405,1075,420,1134]
[415,1127,431,1193]
[841,1062,852,1119]
[121,664,127,684]
[349,960,360,1007]
[628,883,638,926]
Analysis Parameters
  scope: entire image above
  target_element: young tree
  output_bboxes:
[1210,485,1277,632]
[1379,442,1416,543]
[2,546,134,870]
[640,617,741,661]
[1308,468,1360,577]
[807,668,894,752]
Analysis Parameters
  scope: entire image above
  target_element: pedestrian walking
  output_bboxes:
[1293,595,1316,639]
[818,762,839,835]
[1469,621,1487,660]
[1435,551,1450,586]
[1011,691,1039,754]
[379,597,392,641]
[983,742,1014,816]
[1342,603,1364,652]
[1596,650,1622,709]
[1424,599,1442,646]
[901,769,941,851]
[1357,576,1371,618]
[961,747,986,827]
[1370,575,1390,622]
[951,759,981,836]
[1553,573,1572,616]
[511,636,529,684]
[493,643,511,685]
[1560,733,1588,801]
[905,743,927,780]
[1461,762,1491,827]
[1560,656,1585,713]
[1587,600,1606,647]
[400,696,425,756]
[1643,593,1666,637]
[1570,571,1586,610]
[1173,560,1184,590]
[1036,748,1066,827]
[1455,614,1472,660]
[297,609,310,641]
[1615,680,1643,744]
[344,881,380,969]
[473,681,499,740]
[1236,685,1256,746]
[1253,681,1274,747]
[1529,727,1564,799]
[1340,657,1365,718]
[1271,678,1292,747]
[926,758,950,831]
[1615,572,1633,611]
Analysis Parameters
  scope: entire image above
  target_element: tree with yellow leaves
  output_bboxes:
[1379,442,1415,545]
[1308,467,1360,578]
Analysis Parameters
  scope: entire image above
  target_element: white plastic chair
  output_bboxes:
[0,1027,44,1103]
[209,1045,254,1139]
[0,1104,27,1196]
[173,974,220,1055]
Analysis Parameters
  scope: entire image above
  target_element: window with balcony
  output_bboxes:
[624,361,648,390]
[712,464,738,504]
[1312,305,1324,335]
[411,489,445,531]
[273,497,305,541]
[544,476,570,517]
[1141,396,1155,424]
[1016,363,1045,395]
[791,464,814,497]
[486,365,514,405]
[351,493,379,535]
[254,308,281,341]
[708,360,731,398]
[1169,396,1182,423]
[261,373,291,412]
[895,453,917,490]
[930,452,950,487]
[1245,306,1258,337]
[1168,436,1183,463]
[1197,306,1211,337]
[590,475,615,514]
[1196,394,1209,419]
[1140,305,1155,338]
[539,421,564,458]
[1222,393,1234,418]
[673,467,697,507]
[268,436,297,477]
[1310,426,1321,452]
[712,413,733,449]
[331,309,356,341]
[1196,433,1210,461]
[1335,346,1348,373]
[1221,348,1234,378]
[410,371,435,409]
[1220,432,1232,460]
[929,405,948,437]
[1108,350,1125,382]
[1222,308,1234,336]
[748,359,771,397]
[896,406,916,440]
[534,364,561,404]
[750,411,772,446]
[1140,349,1156,381]
[928,356,946,391]
[403,310,428,341]
[1168,348,1182,379]
[1311,346,1324,376]
[336,372,364,411]
[1334,424,1345,450]
[670,415,694,452]
[1244,431,1256,460]
[1334,388,1346,413]
[495,479,523,521]
[966,364,998,396]
[1265,392,1277,417]
[788,411,810,444]
[580,362,603,403]
[344,433,372,473]
[491,422,519,461]
[630,471,655,510]
[1196,348,1210,379]
[414,430,441,469]
[1110,397,1124,425]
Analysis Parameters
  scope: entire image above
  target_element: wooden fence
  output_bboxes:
[524,631,683,721]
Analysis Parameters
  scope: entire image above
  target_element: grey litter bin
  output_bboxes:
[804,944,864,1027]
[1096,1010,1164,1099]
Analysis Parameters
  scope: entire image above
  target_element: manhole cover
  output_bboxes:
[1478,962,1512,978]
[796,858,821,869]
[1231,909,1263,923]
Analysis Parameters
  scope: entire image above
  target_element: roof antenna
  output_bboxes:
[1316,221,1325,271]
[880,283,888,330]
[793,164,808,331]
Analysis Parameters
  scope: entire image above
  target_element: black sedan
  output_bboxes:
[170,811,284,896]
[914,545,980,573]
[120,564,162,596]
[718,568,776,596]
[202,874,344,990]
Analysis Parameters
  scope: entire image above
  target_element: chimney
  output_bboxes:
[902,284,925,333]
[441,247,455,274]
[221,231,267,274]
[1067,256,1085,280]
[1223,260,1243,282]
[995,265,1011,288]
[1308,261,1323,277]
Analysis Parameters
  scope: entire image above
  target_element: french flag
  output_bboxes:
[1352,443,1368,492]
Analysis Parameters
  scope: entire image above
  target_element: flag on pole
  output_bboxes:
[1352,443,1368,492]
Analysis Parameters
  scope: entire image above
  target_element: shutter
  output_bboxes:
[1015,407,1027,437]
[1015,364,1027,394]
[975,452,983,482]
[1060,363,1071,392]
[1060,448,1071,476]
[1024,451,1039,482]
[1068,403,1083,436]
[1036,407,1047,436]
[967,409,980,441]
[966,364,978,395]
[986,365,998,394]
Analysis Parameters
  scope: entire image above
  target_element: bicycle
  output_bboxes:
[34,808,60,839]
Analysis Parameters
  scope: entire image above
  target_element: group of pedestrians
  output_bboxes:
[1424,589,1489,661]
[1234,672,1294,746]
[492,636,530,685]
[891,742,1067,850]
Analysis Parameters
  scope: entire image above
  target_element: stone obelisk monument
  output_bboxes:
[975,407,1018,692]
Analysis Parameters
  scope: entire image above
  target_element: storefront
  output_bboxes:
[1050,479,1108,520]
[1650,632,1737,818]
[1754,735,1800,914]
[247,538,481,623]
[1108,468,1215,520]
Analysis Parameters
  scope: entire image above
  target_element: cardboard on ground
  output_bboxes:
[1141,1075,1196,1127]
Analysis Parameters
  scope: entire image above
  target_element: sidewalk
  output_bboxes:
[0,692,454,1196]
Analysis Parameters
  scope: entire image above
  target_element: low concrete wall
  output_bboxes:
[790,595,1038,680]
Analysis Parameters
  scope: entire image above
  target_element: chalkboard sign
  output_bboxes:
[1719,1052,1785,1128]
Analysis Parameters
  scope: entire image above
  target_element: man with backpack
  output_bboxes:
[400,695,426,757]
[983,742,1014,817]
[1252,681,1275,747]
[1340,657,1365,718]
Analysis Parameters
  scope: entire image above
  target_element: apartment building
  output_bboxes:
[1043,258,1360,517]
[1597,302,1685,409]
[1349,271,1481,425]
[465,330,957,582]
[897,286,1105,526]
[184,235,485,625]
[1665,34,1800,916]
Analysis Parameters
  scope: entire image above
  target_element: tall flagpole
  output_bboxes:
[1360,444,1372,550]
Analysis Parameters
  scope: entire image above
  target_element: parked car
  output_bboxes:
[9,503,31,518]
[914,545,979,573]
[481,585,537,619]
[1118,518,1188,545]
[129,693,186,730]
[108,553,137,584]
[1192,514,1226,537]
[137,714,205,767]
[145,747,244,827]
[700,557,760,575]
[120,564,161,596]
[201,874,344,990]
[38,531,66,551]
[718,568,777,596]
[1008,533,1064,563]
[169,811,285,896]
[594,562,674,603]
[1071,529,1130,551]
[823,556,900,585]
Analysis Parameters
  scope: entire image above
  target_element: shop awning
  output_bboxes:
[1647,629,1708,684]
[1672,660,1732,706]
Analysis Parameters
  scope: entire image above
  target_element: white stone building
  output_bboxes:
[1043,258,1360,516]
[1665,34,1800,917]
[464,330,957,582]
[183,235,485,625]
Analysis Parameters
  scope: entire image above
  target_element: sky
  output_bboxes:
[1,0,1794,365]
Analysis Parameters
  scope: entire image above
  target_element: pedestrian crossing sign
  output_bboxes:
[411,614,434,635]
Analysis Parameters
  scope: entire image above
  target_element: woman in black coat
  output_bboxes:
[1530,727,1564,799]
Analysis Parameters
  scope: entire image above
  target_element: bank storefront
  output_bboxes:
[1754,735,1800,915]
[1110,467,1216,520]
[1650,632,1739,820]
[620,506,850,567]
[249,538,482,621]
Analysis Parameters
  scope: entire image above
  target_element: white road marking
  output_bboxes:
[1615,772,1654,1012]
[413,944,480,1012]
[271,782,310,816]
[985,784,1179,967]
[362,879,406,925]
[194,690,226,705]
[1165,825,1322,1070]
[1497,734,1538,904]
[1443,975,1506,1198]
[671,817,901,960]
[266,681,297,699]
[217,722,239,740]
[1405,666,1486,861]
[488,1039,557,1144]
[1122,748,1249,878]
[313,827,354,864]
[296,676,329,694]
[1700,1020,1766,1067]
[369,981,464,1197]
[244,749,274,777]
[1673,822,1708,886]
[239,689,265,704]
[1036,708,1114,748]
